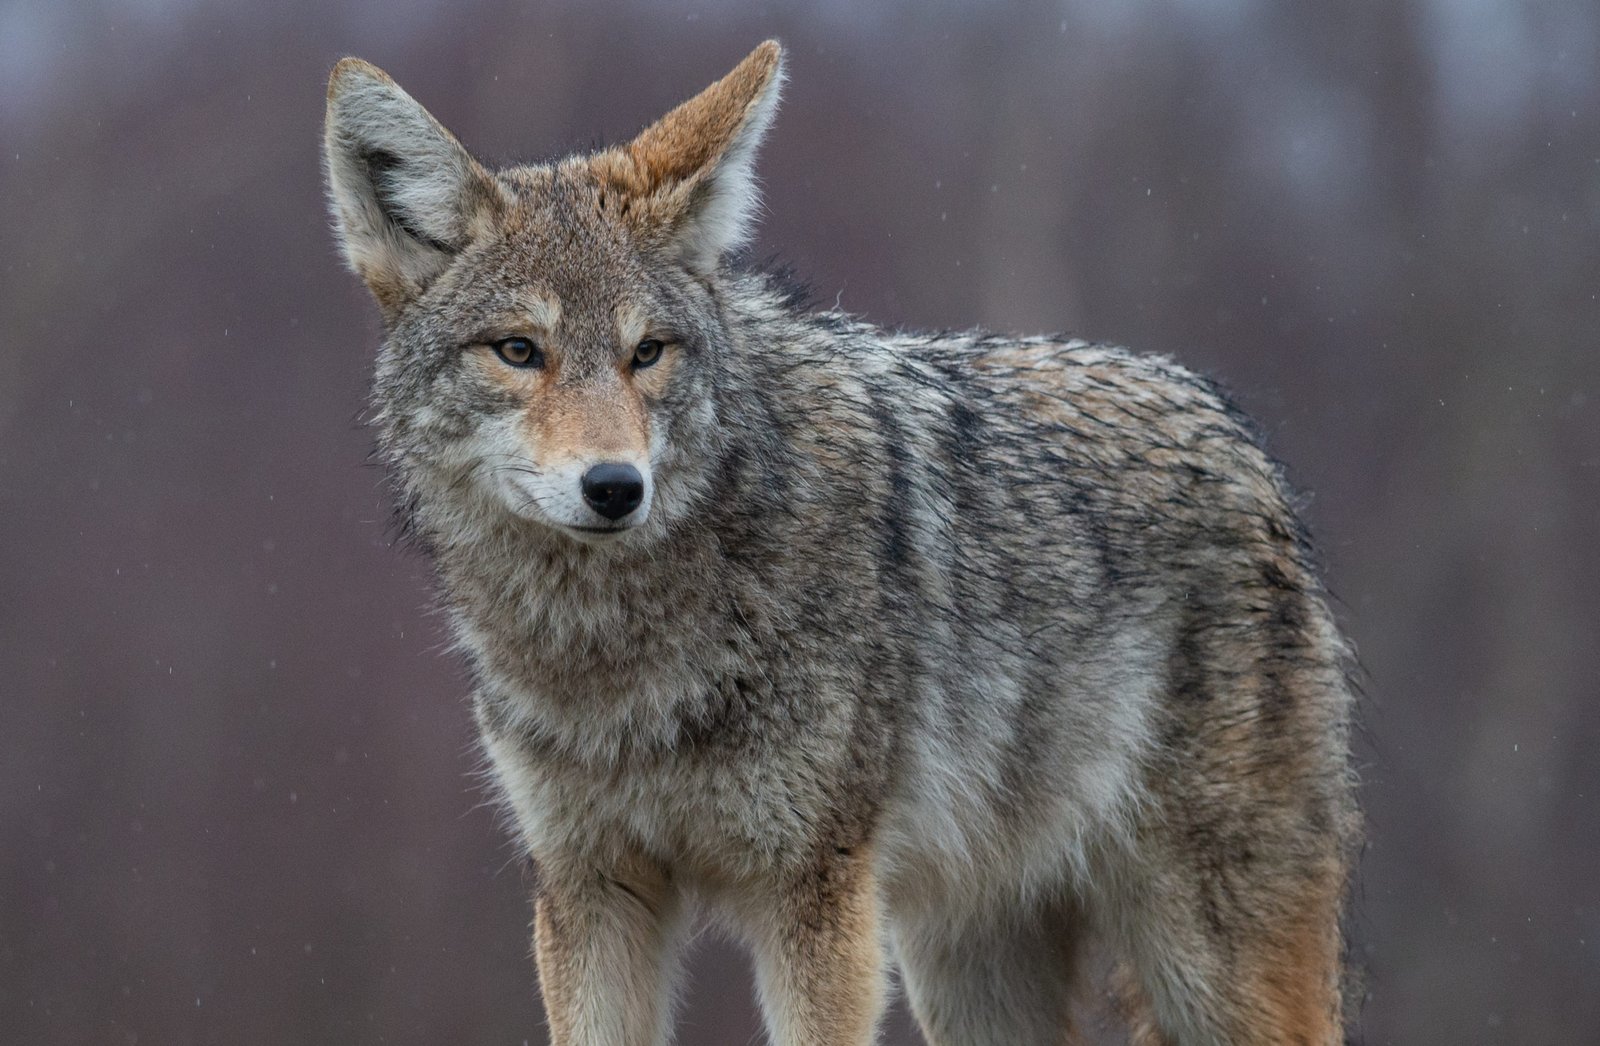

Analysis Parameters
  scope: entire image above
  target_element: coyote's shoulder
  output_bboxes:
[326,39,1358,1046]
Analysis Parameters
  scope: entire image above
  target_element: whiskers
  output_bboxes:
[483,454,561,516]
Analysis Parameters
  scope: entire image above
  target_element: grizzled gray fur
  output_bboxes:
[324,39,1359,1046]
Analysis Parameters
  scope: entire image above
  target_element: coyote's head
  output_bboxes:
[324,43,784,545]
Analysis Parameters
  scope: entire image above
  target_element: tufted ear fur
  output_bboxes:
[323,59,505,316]
[594,41,785,274]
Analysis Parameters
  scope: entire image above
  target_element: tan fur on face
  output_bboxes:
[616,305,685,401]
[529,381,651,466]
[628,349,682,402]
[472,336,652,468]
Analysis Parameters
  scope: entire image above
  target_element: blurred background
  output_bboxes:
[3,0,1597,1042]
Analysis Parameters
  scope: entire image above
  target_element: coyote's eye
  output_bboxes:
[632,339,664,369]
[493,337,543,369]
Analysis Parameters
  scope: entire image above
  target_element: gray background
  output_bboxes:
[3,0,1597,1042]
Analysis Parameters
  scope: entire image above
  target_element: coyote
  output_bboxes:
[324,40,1358,1046]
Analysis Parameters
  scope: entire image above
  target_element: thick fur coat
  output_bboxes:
[324,40,1359,1046]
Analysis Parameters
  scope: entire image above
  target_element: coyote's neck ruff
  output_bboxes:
[327,40,1358,1046]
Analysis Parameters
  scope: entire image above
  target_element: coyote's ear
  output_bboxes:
[605,41,784,273]
[323,59,504,316]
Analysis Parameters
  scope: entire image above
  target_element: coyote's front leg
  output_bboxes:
[532,852,684,1046]
[745,848,887,1046]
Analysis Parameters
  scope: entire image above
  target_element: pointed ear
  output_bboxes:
[323,59,504,315]
[605,41,785,273]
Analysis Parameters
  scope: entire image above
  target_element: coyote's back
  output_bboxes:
[325,39,1358,1046]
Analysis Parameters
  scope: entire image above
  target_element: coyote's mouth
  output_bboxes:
[494,466,651,539]
[558,522,638,545]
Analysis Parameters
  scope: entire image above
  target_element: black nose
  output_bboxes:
[580,463,645,521]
